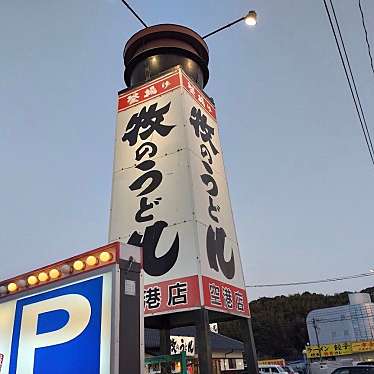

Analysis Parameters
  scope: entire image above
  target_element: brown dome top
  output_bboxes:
[123,24,210,88]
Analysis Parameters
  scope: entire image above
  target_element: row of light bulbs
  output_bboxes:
[0,251,113,296]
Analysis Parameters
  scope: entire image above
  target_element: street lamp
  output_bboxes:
[202,10,257,39]
[245,11,257,26]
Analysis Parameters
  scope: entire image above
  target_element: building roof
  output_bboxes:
[145,326,244,352]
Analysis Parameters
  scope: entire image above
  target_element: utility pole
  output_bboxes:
[312,318,322,362]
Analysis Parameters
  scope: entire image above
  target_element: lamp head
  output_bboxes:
[245,11,257,26]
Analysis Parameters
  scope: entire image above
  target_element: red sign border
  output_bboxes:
[144,275,201,316]
[201,275,250,317]
[117,71,181,113]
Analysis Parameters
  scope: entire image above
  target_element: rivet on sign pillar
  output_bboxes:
[110,23,258,374]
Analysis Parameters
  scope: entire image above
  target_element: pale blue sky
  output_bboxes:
[1,1,373,300]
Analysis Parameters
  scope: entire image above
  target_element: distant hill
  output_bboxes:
[219,288,373,361]
[360,286,374,296]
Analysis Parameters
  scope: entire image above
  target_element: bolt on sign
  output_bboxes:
[0,242,143,374]
[109,66,249,317]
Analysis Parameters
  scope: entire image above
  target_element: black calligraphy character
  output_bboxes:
[202,161,213,175]
[222,287,233,309]
[209,283,221,306]
[187,340,194,354]
[200,174,218,196]
[170,338,178,354]
[122,102,175,146]
[144,286,162,309]
[234,291,244,312]
[200,144,212,164]
[135,142,158,161]
[128,221,179,276]
[180,339,185,352]
[129,160,162,196]
[201,144,213,174]
[206,226,235,279]
[189,107,219,155]
[135,197,162,222]
[135,197,153,223]
[208,196,219,223]
[167,282,188,306]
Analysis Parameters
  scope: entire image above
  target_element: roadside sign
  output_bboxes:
[110,66,249,318]
[0,273,112,373]
[0,242,143,374]
[170,336,195,356]
[258,359,286,366]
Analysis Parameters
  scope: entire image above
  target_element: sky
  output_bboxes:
[1,0,373,301]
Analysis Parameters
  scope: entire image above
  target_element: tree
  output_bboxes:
[218,290,358,360]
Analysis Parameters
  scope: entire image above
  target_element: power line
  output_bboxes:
[328,0,374,159]
[246,271,374,288]
[121,0,148,28]
[306,312,374,325]
[358,0,374,76]
[322,0,374,166]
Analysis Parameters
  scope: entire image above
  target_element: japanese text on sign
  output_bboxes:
[189,106,235,280]
[305,340,374,358]
[170,336,195,356]
[111,66,250,317]
[123,101,180,277]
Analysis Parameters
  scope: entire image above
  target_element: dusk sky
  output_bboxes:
[1,1,373,300]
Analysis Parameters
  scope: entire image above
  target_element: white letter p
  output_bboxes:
[15,294,91,373]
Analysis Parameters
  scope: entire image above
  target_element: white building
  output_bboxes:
[306,293,374,345]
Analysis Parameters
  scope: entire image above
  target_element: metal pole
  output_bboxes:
[240,318,259,374]
[160,326,171,374]
[202,16,245,39]
[196,309,213,374]
[181,351,187,374]
[118,258,142,374]
[312,318,322,362]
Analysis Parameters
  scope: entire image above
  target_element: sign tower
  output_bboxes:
[109,24,258,374]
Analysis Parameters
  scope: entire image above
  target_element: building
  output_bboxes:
[145,326,245,374]
[305,293,374,362]
[307,293,374,345]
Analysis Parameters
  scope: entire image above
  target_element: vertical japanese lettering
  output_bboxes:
[189,105,235,279]
[123,101,179,277]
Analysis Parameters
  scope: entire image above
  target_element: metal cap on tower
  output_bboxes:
[124,24,209,89]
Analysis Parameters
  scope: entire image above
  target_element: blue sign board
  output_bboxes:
[0,273,112,374]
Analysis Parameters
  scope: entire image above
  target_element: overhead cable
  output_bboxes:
[323,0,374,166]
[121,0,148,28]
[246,271,374,288]
[358,0,374,76]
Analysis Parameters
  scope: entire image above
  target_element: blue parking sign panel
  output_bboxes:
[0,273,112,374]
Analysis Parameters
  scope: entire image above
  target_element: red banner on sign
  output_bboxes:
[144,275,201,315]
[118,72,181,112]
[202,276,250,317]
[181,73,216,120]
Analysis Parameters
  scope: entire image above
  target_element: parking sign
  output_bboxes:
[0,273,112,374]
[0,242,143,374]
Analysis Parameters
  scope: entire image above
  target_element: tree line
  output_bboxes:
[219,287,374,361]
